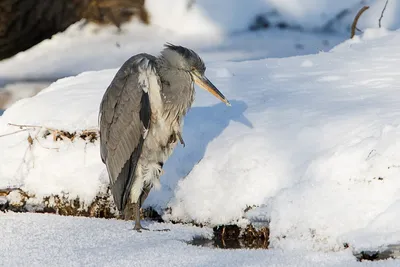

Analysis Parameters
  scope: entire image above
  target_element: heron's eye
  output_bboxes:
[191,67,196,71]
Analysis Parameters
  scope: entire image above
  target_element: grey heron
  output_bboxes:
[99,43,230,231]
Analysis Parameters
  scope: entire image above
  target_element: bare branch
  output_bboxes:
[0,129,29,138]
[0,187,21,194]
[8,123,55,131]
[34,136,60,150]
[351,6,370,38]
[379,0,389,28]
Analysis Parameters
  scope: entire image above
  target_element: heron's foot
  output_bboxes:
[134,224,150,232]
[153,228,170,232]
[177,132,185,147]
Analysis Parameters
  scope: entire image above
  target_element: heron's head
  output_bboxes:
[160,43,230,106]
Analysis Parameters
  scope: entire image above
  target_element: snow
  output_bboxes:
[0,196,6,205]
[146,0,400,33]
[2,0,393,82]
[2,27,400,256]
[0,82,50,109]
[144,0,221,35]
[264,0,358,28]
[357,0,400,30]
[0,24,344,81]
[1,0,397,93]
[2,1,400,264]
[2,0,397,111]
[0,70,113,203]
[0,21,344,109]
[2,212,399,267]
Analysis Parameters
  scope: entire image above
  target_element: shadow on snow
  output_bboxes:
[146,99,252,207]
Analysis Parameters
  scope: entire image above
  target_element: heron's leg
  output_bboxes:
[133,187,151,232]
[133,202,148,232]
[123,202,134,221]
[141,185,170,232]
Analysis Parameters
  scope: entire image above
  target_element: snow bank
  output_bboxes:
[167,28,400,251]
[3,29,400,252]
[0,70,116,204]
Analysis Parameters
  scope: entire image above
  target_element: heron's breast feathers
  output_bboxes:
[136,57,164,138]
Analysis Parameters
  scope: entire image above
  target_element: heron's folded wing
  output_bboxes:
[99,54,157,211]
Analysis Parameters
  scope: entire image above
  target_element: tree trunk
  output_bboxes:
[0,0,148,61]
[0,0,82,60]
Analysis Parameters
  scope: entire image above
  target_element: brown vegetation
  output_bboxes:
[350,6,369,39]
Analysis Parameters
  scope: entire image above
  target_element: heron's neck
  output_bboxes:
[158,67,195,116]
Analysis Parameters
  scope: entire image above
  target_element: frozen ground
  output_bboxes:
[2,212,400,267]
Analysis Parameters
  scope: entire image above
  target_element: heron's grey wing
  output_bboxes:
[99,53,157,211]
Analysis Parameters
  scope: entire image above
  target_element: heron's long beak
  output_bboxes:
[192,72,231,106]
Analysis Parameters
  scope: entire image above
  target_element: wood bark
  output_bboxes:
[0,0,148,61]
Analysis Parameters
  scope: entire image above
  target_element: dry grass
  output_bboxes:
[1,187,116,217]
[4,123,99,144]
[40,189,116,218]
[1,186,162,222]
[0,185,117,218]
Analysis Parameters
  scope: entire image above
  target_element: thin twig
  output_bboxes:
[366,149,376,160]
[8,123,40,128]
[0,129,29,138]
[351,6,370,38]
[379,0,389,28]
[8,123,55,131]
[34,136,59,150]
[82,128,100,132]
[13,145,30,180]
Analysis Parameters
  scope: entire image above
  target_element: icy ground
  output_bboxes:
[2,212,399,267]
